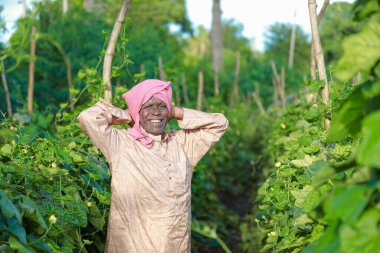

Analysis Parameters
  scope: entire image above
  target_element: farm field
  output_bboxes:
[0,0,380,252]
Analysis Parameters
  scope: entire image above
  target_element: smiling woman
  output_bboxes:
[77,78,228,253]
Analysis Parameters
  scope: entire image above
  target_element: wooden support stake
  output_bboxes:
[65,56,74,112]
[197,70,204,110]
[181,73,189,104]
[27,26,36,115]
[1,60,12,117]
[230,51,241,106]
[103,0,131,102]
[309,0,330,128]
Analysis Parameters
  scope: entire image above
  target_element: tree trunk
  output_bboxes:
[230,51,240,106]
[22,0,27,18]
[103,0,131,102]
[140,64,145,75]
[211,0,223,96]
[270,60,282,107]
[83,0,94,12]
[308,0,330,127]
[158,57,166,80]
[214,72,219,96]
[288,16,296,68]
[65,56,74,112]
[63,0,69,15]
[1,60,12,117]
[197,70,204,110]
[181,73,189,104]
[310,0,329,80]
[280,66,286,109]
[27,26,37,115]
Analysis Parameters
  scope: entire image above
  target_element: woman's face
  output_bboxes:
[139,97,169,135]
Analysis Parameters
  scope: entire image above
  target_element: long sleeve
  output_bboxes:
[77,99,132,162]
[176,108,229,167]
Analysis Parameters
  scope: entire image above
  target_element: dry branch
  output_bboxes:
[1,60,12,117]
[311,0,329,80]
[27,26,37,115]
[103,0,132,102]
[230,51,241,106]
[197,71,204,110]
[309,0,330,128]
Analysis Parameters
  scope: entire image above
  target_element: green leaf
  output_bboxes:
[1,144,12,156]
[340,209,380,253]
[0,190,22,223]
[326,86,367,142]
[88,202,105,230]
[324,184,375,224]
[19,196,47,231]
[8,236,37,253]
[291,155,316,168]
[309,80,325,93]
[336,15,380,81]
[7,218,27,244]
[302,221,340,253]
[291,185,313,208]
[357,111,380,167]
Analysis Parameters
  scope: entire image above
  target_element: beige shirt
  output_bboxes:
[77,99,228,253]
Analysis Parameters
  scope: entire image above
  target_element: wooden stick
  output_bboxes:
[231,51,240,106]
[280,66,286,109]
[197,70,204,110]
[309,0,330,128]
[103,0,131,102]
[181,73,189,104]
[65,56,74,112]
[158,57,166,80]
[252,92,266,115]
[27,26,36,115]
[311,0,329,81]
[1,60,12,117]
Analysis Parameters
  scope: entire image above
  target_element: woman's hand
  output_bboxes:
[170,106,184,121]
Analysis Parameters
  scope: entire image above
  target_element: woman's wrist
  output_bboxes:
[171,106,184,120]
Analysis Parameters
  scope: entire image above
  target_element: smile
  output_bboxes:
[149,119,163,123]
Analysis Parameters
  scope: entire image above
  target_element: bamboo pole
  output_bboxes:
[103,0,131,102]
[230,51,241,106]
[63,0,69,15]
[181,73,189,104]
[1,60,12,117]
[22,0,27,18]
[310,0,329,80]
[214,71,219,96]
[280,66,286,109]
[65,56,74,112]
[309,0,330,127]
[197,70,204,110]
[158,57,166,80]
[288,11,297,69]
[27,26,36,115]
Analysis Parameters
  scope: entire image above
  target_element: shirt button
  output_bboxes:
[169,177,172,180]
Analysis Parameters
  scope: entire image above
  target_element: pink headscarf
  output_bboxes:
[122,79,172,148]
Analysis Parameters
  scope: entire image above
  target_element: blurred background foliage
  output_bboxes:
[1,0,379,252]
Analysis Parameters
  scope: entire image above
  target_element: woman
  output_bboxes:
[78,79,228,253]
